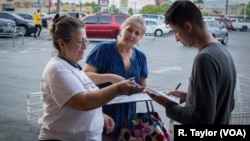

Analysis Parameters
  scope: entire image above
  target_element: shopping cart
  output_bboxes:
[26,92,43,128]
[230,102,250,125]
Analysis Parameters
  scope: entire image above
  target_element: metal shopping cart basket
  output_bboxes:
[230,102,250,125]
[26,92,43,128]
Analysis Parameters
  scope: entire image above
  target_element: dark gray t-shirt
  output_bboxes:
[166,42,236,124]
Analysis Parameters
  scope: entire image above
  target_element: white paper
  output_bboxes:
[107,93,152,105]
[146,88,180,104]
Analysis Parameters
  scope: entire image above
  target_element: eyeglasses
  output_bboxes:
[76,39,89,47]
[63,38,89,47]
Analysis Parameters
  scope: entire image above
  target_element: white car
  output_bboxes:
[144,18,170,36]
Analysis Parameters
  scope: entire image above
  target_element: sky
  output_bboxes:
[52,0,250,9]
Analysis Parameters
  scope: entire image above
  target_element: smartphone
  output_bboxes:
[96,82,112,89]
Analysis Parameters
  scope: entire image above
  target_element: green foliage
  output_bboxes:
[128,7,133,15]
[240,2,250,18]
[109,5,120,13]
[84,2,99,13]
[201,11,209,16]
[139,3,170,15]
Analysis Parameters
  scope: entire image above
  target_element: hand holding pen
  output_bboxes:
[168,83,187,104]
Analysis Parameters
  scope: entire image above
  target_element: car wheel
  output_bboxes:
[242,26,247,32]
[16,28,25,36]
[155,29,162,36]
[19,25,28,36]
[221,34,228,45]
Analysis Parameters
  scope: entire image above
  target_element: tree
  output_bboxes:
[84,2,99,13]
[109,5,119,13]
[240,2,250,18]
[128,7,133,15]
[139,3,170,14]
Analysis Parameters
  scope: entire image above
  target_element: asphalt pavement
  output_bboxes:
[0,30,249,141]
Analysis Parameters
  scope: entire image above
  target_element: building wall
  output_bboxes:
[0,0,51,14]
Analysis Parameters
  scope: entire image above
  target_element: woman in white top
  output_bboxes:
[38,15,145,141]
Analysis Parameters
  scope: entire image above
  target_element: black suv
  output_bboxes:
[0,12,35,36]
[82,13,129,39]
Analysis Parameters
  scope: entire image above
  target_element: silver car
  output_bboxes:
[0,18,16,33]
[204,19,228,45]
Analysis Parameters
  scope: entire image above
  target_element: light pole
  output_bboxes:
[38,0,41,9]
[79,0,81,12]
[244,1,247,20]
[56,0,61,13]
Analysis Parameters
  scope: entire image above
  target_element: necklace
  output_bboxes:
[59,56,82,70]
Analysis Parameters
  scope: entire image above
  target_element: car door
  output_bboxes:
[213,20,225,39]
[83,16,98,38]
[145,20,157,34]
[97,16,113,38]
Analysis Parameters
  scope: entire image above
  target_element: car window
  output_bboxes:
[84,16,98,24]
[146,20,157,26]
[99,16,112,24]
[142,15,149,19]
[149,15,158,19]
[0,13,13,19]
[115,16,127,23]
[68,13,75,17]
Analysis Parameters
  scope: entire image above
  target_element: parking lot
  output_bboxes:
[0,30,249,141]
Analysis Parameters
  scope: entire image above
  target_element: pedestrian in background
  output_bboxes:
[53,12,60,22]
[33,9,42,38]
[146,1,236,125]
[38,15,145,141]
[83,15,148,140]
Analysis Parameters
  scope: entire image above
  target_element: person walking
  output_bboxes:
[34,9,42,38]
[38,15,145,141]
[146,1,236,125]
[83,15,148,140]
[53,12,60,22]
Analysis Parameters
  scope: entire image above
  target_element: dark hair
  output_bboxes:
[164,1,204,28]
[49,15,85,51]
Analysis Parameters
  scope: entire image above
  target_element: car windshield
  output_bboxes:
[10,12,24,19]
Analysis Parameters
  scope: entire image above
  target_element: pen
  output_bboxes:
[175,83,181,90]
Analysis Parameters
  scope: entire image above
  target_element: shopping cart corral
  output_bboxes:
[230,102,250,124]
[26,92,43,128]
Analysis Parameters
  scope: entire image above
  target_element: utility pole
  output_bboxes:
[48,0,51,13]
[79,0,81,12]
[56,0,61,13]
[38,0,41,9]
[225,0,228,17]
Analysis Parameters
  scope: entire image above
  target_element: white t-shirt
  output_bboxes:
[39,56,102,141]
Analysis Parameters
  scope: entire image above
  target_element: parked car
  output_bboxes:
[40,13,53,21]
[47,11,57,20]
[230,18,250,32]
[0,18,16,33]
[0,12,35,36]
[218,18,234,31]
[82,13,129,39]
[134,14,165,22]
[144,18,170,36]
[67,11,88,19]
[16,12,48,28]
[204,19,228,45]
